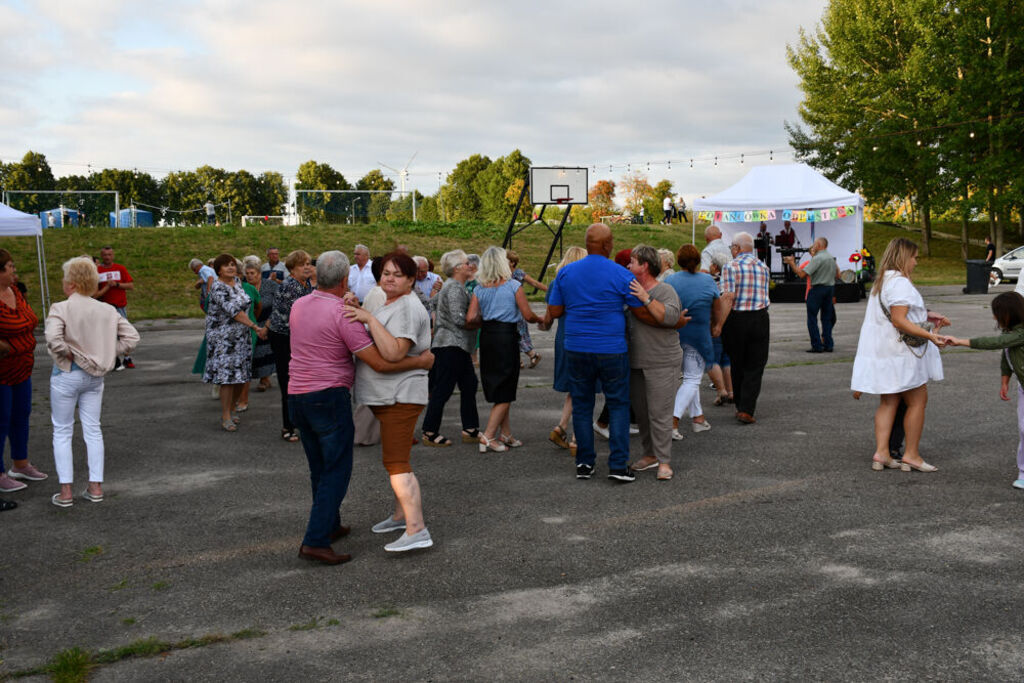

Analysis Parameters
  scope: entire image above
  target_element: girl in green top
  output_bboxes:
[946,292,1024,490]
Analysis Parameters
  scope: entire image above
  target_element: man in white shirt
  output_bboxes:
[261,247,287,282]
[413,256,442,300]
[348,244,375,303]
[662,196,672,225]
[700,225,733,279]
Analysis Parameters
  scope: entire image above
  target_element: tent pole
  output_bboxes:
[691,203,696,245]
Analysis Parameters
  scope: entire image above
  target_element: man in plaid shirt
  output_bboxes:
[712,232,770,424]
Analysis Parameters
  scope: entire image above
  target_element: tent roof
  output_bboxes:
[0,202,42,236]
[692,163,864,211]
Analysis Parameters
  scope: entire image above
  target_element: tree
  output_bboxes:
[3,151,56,214]
[588,180,616,217]
[440,154,491,220]
[356,169,395,223]
[295,160,351,223]
[619,171,654,215]
[472,149,532,223]
[254,172,288,218]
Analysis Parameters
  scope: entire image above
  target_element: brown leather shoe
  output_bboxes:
[735,412,757,424]
[299,545,352,565]
[329,525,352,543]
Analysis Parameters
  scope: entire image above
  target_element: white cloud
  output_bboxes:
[1,0,828,197]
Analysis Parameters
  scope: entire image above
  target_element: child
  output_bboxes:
[946,292,1024,490]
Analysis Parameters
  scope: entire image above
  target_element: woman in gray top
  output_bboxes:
[420,250,480,447]
[626,245,685,481]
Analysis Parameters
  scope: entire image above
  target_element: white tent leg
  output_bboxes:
[36,233,50,313]
[691,207,696,245]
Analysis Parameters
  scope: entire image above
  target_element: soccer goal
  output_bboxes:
[241,215,286,226]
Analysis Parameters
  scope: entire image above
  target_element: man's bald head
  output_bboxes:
[585,223,614,257]
[704,225,722,242]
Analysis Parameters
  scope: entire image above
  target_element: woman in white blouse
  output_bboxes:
[46,257,140,507]
[851,238,948,473]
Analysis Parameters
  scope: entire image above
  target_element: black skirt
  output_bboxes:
[479,320,520,403]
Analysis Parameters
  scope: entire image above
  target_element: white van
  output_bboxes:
[992,246,1024,283]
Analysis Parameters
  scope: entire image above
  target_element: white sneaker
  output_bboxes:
[692,420,712,433]
[671,429,684,441]
[593,422,610,440]
[629,424,640,435]
[384,528,433,552]
[371,516,407,534]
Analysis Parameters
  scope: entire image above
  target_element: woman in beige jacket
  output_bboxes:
[45,257,140,507]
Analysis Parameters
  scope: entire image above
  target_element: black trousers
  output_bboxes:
[422,346,480,434]
[269,330,294,432]
[721,308,770,416]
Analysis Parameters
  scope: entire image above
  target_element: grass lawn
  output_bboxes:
[1,219,1015,320]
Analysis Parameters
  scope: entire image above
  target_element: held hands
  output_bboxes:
[934,335,968,348]
[256,326,269,341]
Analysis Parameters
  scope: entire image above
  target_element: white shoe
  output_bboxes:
[629,424,640,435]
[671,429,684,441]
[593,422,610,440]
[384,528,433,552]
[692,420,711,433]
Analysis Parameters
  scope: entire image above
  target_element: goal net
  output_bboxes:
[295,189,416,224]
[241,215,286,226]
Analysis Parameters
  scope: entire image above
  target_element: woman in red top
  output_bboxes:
[0,249,48,499]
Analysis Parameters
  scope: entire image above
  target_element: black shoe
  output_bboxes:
[576,464,594,479]
[0,498,16,512]
[805,348,823,353]
[608,468,636,482]
[823,348,834,353]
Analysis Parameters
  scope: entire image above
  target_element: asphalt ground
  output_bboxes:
[2,284,1023,681]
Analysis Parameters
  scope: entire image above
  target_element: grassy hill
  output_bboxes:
[0,219,1013,320]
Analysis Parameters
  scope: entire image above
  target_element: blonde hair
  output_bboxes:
[477,246,512,286]
[285,249,311,272]
[873,237,918,295]
[62,256,100,296]
[556,246,587,273]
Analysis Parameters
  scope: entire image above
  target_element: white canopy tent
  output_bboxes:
[0,201,51,313]
[692,163,865,275]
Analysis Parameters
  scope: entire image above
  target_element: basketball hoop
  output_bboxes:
[554,197,573,205]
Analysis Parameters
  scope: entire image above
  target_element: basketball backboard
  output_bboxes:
[530,167,588,206]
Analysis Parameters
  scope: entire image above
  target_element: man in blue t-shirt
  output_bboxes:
[545,223,644,482]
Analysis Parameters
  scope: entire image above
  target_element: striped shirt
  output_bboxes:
[721,252,770,312]
[0,287,39,385]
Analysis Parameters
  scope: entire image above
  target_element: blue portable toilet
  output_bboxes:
[40,208,79,228]
[109,208,154,227]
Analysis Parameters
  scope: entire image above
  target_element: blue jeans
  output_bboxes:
[806,285,835,351]
[567,351,630,470]
[0,378,31,472]
[289,386,355,548]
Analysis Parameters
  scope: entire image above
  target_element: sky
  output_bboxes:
[0,0,829,199]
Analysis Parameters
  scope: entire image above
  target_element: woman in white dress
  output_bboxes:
[851,238,948,473]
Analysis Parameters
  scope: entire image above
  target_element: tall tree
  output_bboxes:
[254,172,288,218]
[440,154,491,220]
[588,179,616,218]
[295,160,351,223]
[472,149,532,223]
[3,151,56,214]
[356,169,395,223]
[619,171,653,215]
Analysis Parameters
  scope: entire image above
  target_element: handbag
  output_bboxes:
[878,297,933,348]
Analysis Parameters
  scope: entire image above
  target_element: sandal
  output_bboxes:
[281,428,299,442]
[461,428,481,443]
[713,394,728,406]
[478,435,507,453]
[528,352,542,368]
[235,404,249,413]
[231,412,241,424]
[222,419,238,432]
[421,432,452,448]
[549,425,570,450]
[500,433,522,448]
[569,441,577,457]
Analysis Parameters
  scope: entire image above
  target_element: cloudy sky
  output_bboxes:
[0,0,828,198]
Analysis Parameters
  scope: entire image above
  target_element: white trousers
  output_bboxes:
[673,344,705,420]
[50,369,105,484]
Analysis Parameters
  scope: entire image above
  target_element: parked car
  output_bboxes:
[991,246,1024,283]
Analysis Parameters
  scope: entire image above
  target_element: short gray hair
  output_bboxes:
[316,250,350,289]
[731,232,754,252]
[466,253,480,267]
[440,249,467,278]
[631,244,661,277]
[413,255,428,268]
[242,255,261,271]
[354,244,370,255]
[188,258,203,270]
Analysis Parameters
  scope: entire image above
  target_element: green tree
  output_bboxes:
[472,149,531,223]
[356,169,395,223]
[295,160,351,223]
[3,151,56,213]
[254,172,288,218]
[440,154,491,220]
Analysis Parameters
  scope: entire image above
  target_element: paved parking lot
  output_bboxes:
[2,285,1022,681]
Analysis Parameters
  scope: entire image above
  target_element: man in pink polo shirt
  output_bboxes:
[288,250,434,566]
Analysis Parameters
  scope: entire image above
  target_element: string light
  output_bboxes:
[714,156,718,167]
[769,150,773,162]
[740,153,744,164]
[667,161,671,170]
[690,159,693,168]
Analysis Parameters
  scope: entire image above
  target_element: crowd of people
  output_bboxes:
[4,226,1024,567]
